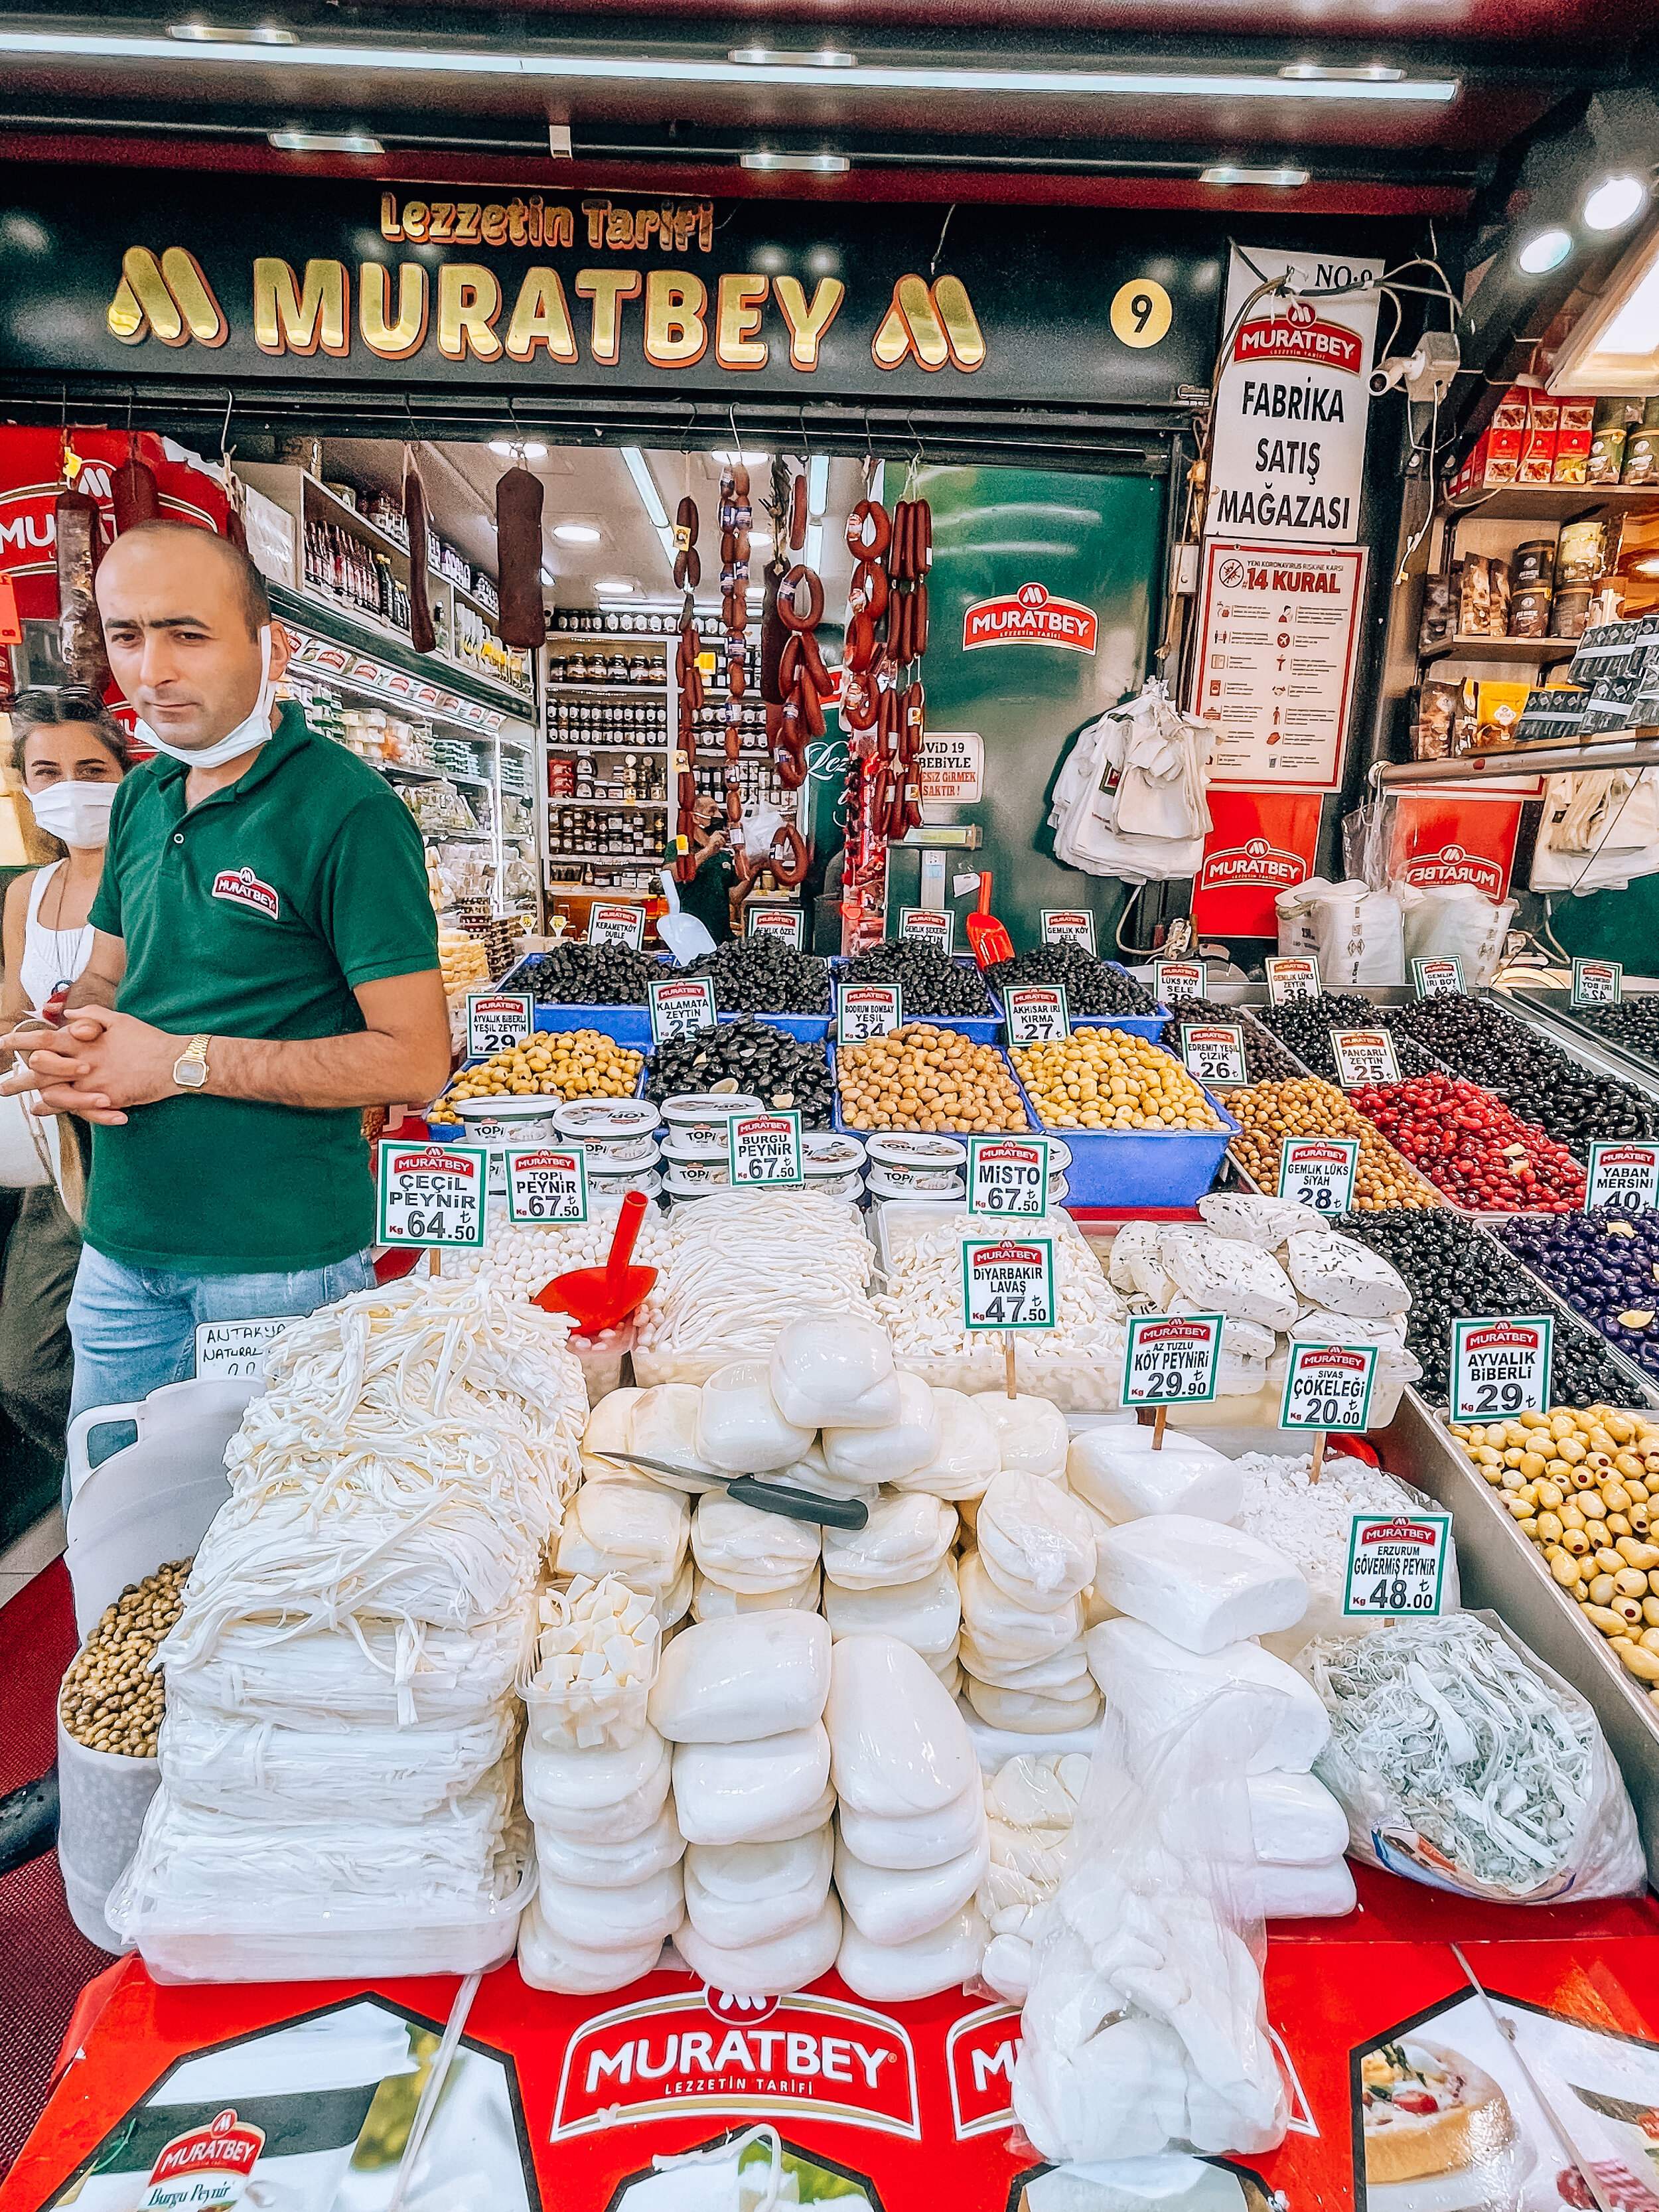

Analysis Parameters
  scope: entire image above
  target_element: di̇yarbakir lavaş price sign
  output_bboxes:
[1121,1311,1224,1406]
[960,1234,1056,1332]
[378,1140,488,1249]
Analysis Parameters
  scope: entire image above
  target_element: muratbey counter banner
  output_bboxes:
[0,167,1232,407]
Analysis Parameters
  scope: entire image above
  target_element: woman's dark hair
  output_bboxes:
[9,687,131,775]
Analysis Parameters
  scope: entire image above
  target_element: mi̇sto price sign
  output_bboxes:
[1041,910,1096,952]
[505,1145,589,1224]
[1329,1029,1400,1088]
[1002,986,1070,1045]
[1451,1315,1552,1422]
[1277,1135,1358,1214]
[1585,1142,1659,1215]
[1121,1311,1224,1406]
[377,1142,487,1248]
[1181,1022,1248,1088]
[899,909,954,956]
[839,982,902,1041]
[1279,1341,1377,1432]
[465,992,533,1058]
[967,1136,1050,1217]
[1344,1511,1451,1618]
[1573,957,1623,1007]
[729,1109,804,1187]
[587,901,647,950]
[748,907,804,948]
[1265,956,1321,1003]
[960,1236,1055,1331]
[648,975,718,1043]
[1411,956,1464,997]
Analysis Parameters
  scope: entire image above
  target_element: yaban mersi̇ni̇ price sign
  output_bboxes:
[1343,1512,1451,1618]
[1279,1341,1377,1432]
[587,902,647,950]
[1277,1135,1358,1214]
[729,1110,804,1187]
[960,1236,1055,1331]
[377,1142,487,1248]
[1265,956,1321,1003]
[748,907,804,948]
[839,982,902,1041]
[1329,1029,1400,1087]
[1041,910,1095,952]
[465,991,533,1058]
[1180,1022,1248,1088]
[1451,1315,1552,1422]
[966,1135,1050,1217]
[505,1145,589,1224]
[1001,985,1069,1044]
[1121,1311,1224,1406]
[1585,1142,1659,1215]
[899,909,954,956]
[1572,957,1623,1007]
[648,975,718,1042]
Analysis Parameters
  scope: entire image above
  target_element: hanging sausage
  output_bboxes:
[403,444,437,654]
[495,463,547,650]
[673,496,702,883]
[111,438,161,534]
[54,450,111,699]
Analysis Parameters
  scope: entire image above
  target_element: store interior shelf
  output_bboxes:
[1419,634,1579,664]
[1444,483,1659,522]
[547,739,669,753]
[549,797,668,809]
[270,583,534,718]
[1376,726,1659,785]
[545,682,666,698]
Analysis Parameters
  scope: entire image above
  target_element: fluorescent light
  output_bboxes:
[539,566,553,585]
[1584,175,1648,232]
[1546,230,1659,394]
[597,577,636,595]
[171,20,294,40]
[1518,228,1573,274]
[0,30,1460,100]
[711,451,771,469]
[806,454,830,518]
[486,437,547,459]
[1202,164,1309,186]
[805,522,823,575]
[618,448,669,532]
[1279,61,1404,80]
[729,44,856,66]
[269,129,382,151]
[742,152,850,173]
[1599,259,1659,353]
[749,529,773,548]
[553,522,601,544]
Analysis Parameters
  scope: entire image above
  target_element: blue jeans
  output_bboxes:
[67,1241,376,1463]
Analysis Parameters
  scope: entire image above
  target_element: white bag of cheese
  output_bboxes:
[1085,1617,1329,1773]
[1092,1516,1307,1655]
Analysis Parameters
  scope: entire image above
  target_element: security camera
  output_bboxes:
[1370,355,1412,397]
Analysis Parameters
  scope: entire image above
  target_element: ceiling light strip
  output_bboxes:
[0,31,1460,100]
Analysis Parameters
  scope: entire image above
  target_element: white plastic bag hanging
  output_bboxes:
[1048,683,1214,884]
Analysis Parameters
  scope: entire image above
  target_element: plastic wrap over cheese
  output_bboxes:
[675,1892,843,1996]
[671,1726,833,1847]
[695,1359,816,1473]
[972,1392,1069,1477]
[768,1313,901,1432]
[1085,1618,1329,1773]
[837,1900,989,2002]
[837,1774,986,1870]
[1093,1514,1307,1655]
[976,1471,1098,1609]
[691,1493,822,1595]
[1245,1769,1348,1867]
[834,1826,989,1945]
[889,1389,1002,1500]
[821,1490,957,1591]
[1064,1430,1241,1528]
[684,1828,833,1948]
[821,1559,961,1656]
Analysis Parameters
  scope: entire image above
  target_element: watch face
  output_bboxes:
[175,1060,206,1088]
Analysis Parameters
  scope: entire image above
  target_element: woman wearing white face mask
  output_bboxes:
[0,689,127,1465]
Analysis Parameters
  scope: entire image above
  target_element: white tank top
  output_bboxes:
[18,861,94,1015]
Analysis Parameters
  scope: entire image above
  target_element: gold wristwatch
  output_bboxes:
[173,1034,212,1090]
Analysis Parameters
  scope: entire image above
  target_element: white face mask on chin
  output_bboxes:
[136,625,277,769]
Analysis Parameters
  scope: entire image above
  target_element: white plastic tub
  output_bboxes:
[55,1720,156,1953]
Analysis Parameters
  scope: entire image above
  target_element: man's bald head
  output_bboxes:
[99,518,271,640]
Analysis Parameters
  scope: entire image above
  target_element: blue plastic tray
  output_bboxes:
[1003,1034,1238,1208]
[991,959,1166,1047]
[828,956,1000,1043]
[503,954,831,1046]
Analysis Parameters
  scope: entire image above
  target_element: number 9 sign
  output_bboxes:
[1110,279,1173,349]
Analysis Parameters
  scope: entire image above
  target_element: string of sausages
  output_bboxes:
[743,458,812,891]
[840,490,933,875]
[671,494,703,884]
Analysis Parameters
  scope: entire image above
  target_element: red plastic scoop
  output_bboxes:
[532,1187,658,1333]
[966,868,1015,971]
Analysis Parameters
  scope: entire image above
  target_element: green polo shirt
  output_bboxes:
[86,703,439,1273]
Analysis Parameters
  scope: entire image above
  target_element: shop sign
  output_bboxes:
[747,907,804,948]
[1277,1134,1358,1213]
[466,991,533,1057]
[193,1317,298,1382]
[838,982,902,1041]
[1342,1512,1451,1617]
[898,909,954,955]
[1039,909,1095,952]
[918,731,983,812]
[1153,959,1205,1001]
[376,1142,487,1248]
[505,1145,588,1224]
[1279,1341,1377,1430]
[962,581,1097,654]
[1002,985,1070,1044]
[1411,956,1464,997]
[1451,1315,1552,1422]
[1181,1021,1248,1087]
[588,901,646,950]
[728,1110,804,1187]
[1121,1311,1224,1406]
[1193,539,1368,790]
[1329,1028,1400,1087]
[966,1135,1050,1217]
[1204,245,1384,545]
[1585,1142,1659,1215]
[1572,957,1623,1006]
[648,976,717,1041]
[1266,955,1322,1001]
[960,1236,1056,1331]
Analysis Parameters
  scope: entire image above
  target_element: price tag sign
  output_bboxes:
[466,992,533,1058]
[1585,1141,1659,1215]
[1279,1342,1378,1432]
[648,975,719,1043]
[1180,1022,1247,1088]
[1121,1311,1224,1406]
[1411,956,1464,997]
[1265,956,1321,1003]
[1003,984,1070,1045]
[1451,1314,1553,1422]
[748,907,804,948]
[967,1135,1051,1217]
[377,1141,488,1249]
[1041,909,1096,952]
[1153,960,1206,1003]
[960,1235,1056,1332]
[193,1316,297,1382]
[1343,1512,1451,1618]
[506,1144,589,1224]
[1329,1029,1401,1088]
[838,982,902,1041]
[1276,1136,1359,1214]
[1573,957,1623,1007]
[588,902,647,951]
[899,909,954,956]
[729,1109,804,1187]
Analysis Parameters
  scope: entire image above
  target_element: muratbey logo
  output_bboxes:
[1198,836,1308,892]
[1400,842,1504,898]
[946,2004,1022,2138]
[963,580,1098,655]
[1232,296,1364,376]
[141,2106,265,2206]
[210,865,281,921]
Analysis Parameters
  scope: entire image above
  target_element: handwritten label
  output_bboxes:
[1585,1141,1659,1215]
[377,1142,488,1248]
[466,992,532,1058]
[1041,909,1096,952]
[899,909,954,956]
[1276,1136,1359,1213]
[1180,1022,1247,1088]
[960,1236,1055,1332]
[648,975,719,1043]
[1451,1315,1552,1422]
[1279,1342,1378,1432]
[1265,956,1321,1003]
[1329,1029,1400,1088]
[1411,956,1464,997]
[1343,1512,1451,1617]
[506,1145,589,1224]
[838,981,902,1042]
[193,1317,297,1382]
[967,1135,1050,1217]
[1121,1311,1223,1406]
[588,902,647,950]
[728,1109,804,1187]
[1153,960,1206,1003]
[1003,984,1070,1045]
[747,907,804,948]
[1573,957,1623,1007]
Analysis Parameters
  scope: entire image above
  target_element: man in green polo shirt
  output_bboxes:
[0,519,450,1422]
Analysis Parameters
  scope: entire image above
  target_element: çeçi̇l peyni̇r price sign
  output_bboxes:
[377,1142,487,1248]
[1121,1311,1224,1406]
